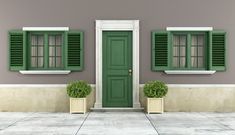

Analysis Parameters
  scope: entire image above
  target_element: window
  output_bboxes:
[152,29,226,72]
[171,32,206,69]
[29,32,64,69]
[9,29,84,72]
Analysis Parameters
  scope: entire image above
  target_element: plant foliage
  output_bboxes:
[144,81,168,98]
[67,80,92,98]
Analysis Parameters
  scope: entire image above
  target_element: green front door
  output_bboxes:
[102,31,132,107]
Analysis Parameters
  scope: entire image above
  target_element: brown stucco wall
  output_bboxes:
[0,0,234,84]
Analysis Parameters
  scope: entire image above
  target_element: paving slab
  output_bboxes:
[201,112,235,130]
[0,112,33,131]
[77,112,158,135]
[148,112,235,135]
[1,112,235,135]
[0,112,87,135]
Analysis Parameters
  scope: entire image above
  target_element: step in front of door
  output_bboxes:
[90,107,144,112]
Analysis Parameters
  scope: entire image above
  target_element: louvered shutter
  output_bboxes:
[9,30,26,71]
[152,31,169,71]
[65,31,84,71]
[209,31,226,71]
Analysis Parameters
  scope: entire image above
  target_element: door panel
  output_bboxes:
[103,31,132,107]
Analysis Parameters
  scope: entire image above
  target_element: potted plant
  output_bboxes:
[67,80,92,114]
[144,81,168,114]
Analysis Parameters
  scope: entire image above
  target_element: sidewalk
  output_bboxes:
[1,112,235,135]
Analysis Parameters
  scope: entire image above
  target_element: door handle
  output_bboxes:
[128,69,132,76]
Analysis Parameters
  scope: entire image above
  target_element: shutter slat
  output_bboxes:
[65,31,83,71]
[9,31,25,71]
[152,31,169,71]
[155,34,168,66]
[68,33,80,66]
[210,31,226,71]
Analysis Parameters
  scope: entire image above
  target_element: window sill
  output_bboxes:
[164,70,216,75]
[19,70,71,75]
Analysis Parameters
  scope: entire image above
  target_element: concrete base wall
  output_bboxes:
[0,85,95,112]
[140,85,235,112]
[1,84,235,112]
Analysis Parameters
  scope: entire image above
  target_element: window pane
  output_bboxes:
[49,57,55,67]
[173,35,179,46]
[56,47,61,56]
[198,57,204,68]
[30,34,44,68]
[190,34,205,68]
[191,47,197,56]
[180,47,186,56]
[56,35,62,45]
[173,34,187,68]
[31,57,37,67]
[180,35,186,46]
[31,36,37,45]
[56,57,62,67]
[198,47,203,56]
[191,35,197,46]
[48,34,63,68]
[49,47,55,56]
[38,57,44,67]
[38,36,44,45]
[198,36,204,46]
[191,57,197,68]
[173,57,179,67]
[49,36,55,45]
[38,47,44,56]
[180,57,185,67]
[173,47,179,56]
[31,47,37,56]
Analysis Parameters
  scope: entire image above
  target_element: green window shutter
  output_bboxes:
[152,31,169,71]
[9,30,26,71]
[209,31,226,71]
[65,31,84,71]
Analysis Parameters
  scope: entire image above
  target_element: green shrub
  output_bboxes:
[144,81,168,98]
[67,80,92,98]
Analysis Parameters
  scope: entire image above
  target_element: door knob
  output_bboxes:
[128,69,132,76]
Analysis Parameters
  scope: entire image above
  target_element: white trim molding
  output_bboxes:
[139,84,235,88]
[0,84,67,88]
[166,84,235,88]
[19,70,71,75]
[1,84,235,88]
[95,20,141,108]
[164,70,216,75]
[0,84,95,88]
[22,27,69,31]
[166,27,213,31]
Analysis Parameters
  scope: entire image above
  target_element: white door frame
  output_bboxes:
[94,20,141,108]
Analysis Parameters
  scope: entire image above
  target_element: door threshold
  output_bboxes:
[90,107,144,112]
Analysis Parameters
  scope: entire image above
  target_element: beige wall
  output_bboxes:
[0,85,95,112]
[140,85,235,112]
[1,84,235,112]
